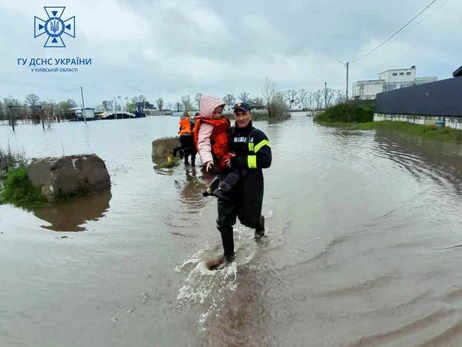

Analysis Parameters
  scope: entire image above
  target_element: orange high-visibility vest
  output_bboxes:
[193,116,231,171]
[178,117,192,135]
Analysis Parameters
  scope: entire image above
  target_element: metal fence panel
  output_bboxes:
[375,77,462,117]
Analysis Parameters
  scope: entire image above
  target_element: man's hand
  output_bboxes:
[205,161,214,172]
[223,153,236,169]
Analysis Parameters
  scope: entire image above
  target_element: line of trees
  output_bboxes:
[162,79,345,115]
[2,80,347,129]
[0,94,79,130]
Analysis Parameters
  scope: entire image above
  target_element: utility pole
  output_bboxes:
[346,62,349,102]
[75,84,87,123]
[324,82,327,110]
[80,86,87,123]
[339,61,350,103]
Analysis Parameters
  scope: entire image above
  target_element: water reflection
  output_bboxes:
[34,188,112,232]
[373,129,462,196]
[174,166,215,213]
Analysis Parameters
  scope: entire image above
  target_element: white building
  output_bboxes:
[353,66,437,100]
[69,107,96,121]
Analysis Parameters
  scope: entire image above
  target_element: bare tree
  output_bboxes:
[223,94,235,106]
[131,95,146,106]
[313,90,323,110]
[156,97,164,111]
[261,77,276,111]
[195,93,202,110]
[166,102,173,111]
[284,90,298,110]
[42,100,56,118]
[308,92,314,110]
[40,100,57,126]
[335,90,346,105]
[175,102,183,112]
[298,89,308,109]
[101,100,110,111]
[323,87,335,109]
[25,94,40,106]
[261,78,288,118]
[238,92,250,103]
[181,95,192,111]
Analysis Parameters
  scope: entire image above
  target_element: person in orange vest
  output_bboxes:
[177,111,197,165]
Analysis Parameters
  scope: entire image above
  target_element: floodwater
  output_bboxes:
[1,116,462,347]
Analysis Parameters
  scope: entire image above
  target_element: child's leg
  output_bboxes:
[202,175,220,197]
[216,169,242,193]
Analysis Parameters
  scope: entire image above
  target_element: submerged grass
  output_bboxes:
[154,156,181,169]
[0,166,47,209]
[0,146,28,178]
[315,120,462,142]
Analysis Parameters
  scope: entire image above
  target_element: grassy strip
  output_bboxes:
[373,121,462,142]
[154,155,181,169]
[0,166,47,209]
[315,120,462,142]
[315,103,375,123]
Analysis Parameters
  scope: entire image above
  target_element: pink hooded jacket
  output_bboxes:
[196,95,226,164]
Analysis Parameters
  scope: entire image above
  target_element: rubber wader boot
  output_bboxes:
[210,227,235,270]
[255,215,265,240]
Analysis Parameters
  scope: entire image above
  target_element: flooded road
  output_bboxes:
[1,116,462,346]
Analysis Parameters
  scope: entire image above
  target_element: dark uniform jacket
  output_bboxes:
[229,121,272,172]
[215,121,271,228]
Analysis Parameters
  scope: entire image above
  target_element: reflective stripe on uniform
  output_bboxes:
[254,140,270,153]
[247,155,257,169]
[248,142,254,152]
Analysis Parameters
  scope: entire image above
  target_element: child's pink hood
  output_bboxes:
[199,95,225,119]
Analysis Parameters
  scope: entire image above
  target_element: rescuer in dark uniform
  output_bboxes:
[209,102,272,270]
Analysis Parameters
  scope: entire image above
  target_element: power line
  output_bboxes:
[349,0,451,65]
[327,65,345,84]
[350,0,439,65]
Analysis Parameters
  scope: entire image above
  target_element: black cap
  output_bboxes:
[233,102,252,112]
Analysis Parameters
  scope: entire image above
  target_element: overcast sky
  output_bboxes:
[0,0,460,108]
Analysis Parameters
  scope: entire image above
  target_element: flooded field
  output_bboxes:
[1,116,462,347]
